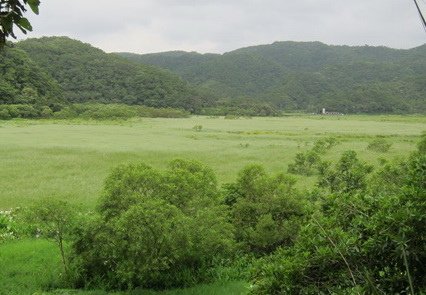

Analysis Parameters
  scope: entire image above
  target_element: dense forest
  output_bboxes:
[0,44,64,118]
[16,37,208,112]
[1,37,425,118]
[119,41,426,114]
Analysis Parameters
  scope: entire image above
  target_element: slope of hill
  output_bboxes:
[118,42,426,113]
[17,37,207,112]
[0,44,62,105]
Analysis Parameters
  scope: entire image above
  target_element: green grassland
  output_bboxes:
[0,115,425,294]
[0,115,424,209]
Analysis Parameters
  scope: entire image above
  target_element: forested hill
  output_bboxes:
[0,44,63,106]
[118,42,426,113]
[16,37,207,112]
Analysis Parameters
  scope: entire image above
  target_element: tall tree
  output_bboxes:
[0,0,40,47]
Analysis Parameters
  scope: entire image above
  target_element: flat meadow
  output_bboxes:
[0,114,425,294]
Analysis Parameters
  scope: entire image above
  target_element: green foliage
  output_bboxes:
[287,150,321,176]
[51,104,189,120]
[0,103,51,119]
[288,137,338,176]
[201,98,280,117]
[72,159,235,290]
[367,138,392,152]
[250,142,426,294]
[16,37,206,112]
[0,45,63,107]
[224,165,305,255]
[0,208,20,242]
[24,198,78,275]
[0,0,40,46]
[318,150,373,193]
[120,42,426,114]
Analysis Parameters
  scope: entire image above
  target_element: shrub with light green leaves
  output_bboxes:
[71,159,235,290]
[250,145,426,294]
[224,165,306,255]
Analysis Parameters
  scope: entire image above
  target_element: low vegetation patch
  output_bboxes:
[367,137,393,153]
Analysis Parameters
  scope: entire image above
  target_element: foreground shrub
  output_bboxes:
[288,137,338,176]
[24,198,78,275]
[250,145,426,294]
[318,150,373,194]
[71,159,235,290]
[224,165,306,255]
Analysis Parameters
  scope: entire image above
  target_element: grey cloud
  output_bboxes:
[17,0,426,53]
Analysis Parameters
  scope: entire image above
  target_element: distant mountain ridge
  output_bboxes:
[118,41,426,113]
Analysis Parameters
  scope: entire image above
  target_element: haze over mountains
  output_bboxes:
[1,36,425,116]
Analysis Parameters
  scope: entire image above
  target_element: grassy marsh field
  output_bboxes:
[0,114,425,294]
[0,115,424,209]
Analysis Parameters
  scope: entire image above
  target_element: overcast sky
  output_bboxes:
[17,0,426,54]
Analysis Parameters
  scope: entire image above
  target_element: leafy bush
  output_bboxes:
[71,159,235,290]
[367,138,392,153]
[318,150,373,193]
[224,165,306,255]
[24,198,78,276]
[250,145,426,294]
[288,137,338,176]
[288,150,321,176]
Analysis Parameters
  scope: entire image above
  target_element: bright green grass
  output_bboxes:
[0,115,424,209]
[0,240,62,295]
[0,240,248,295]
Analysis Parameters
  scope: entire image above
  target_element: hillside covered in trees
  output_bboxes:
[1,37,425,117]
[0,44,65,119]
[15,37,209,112]
[119,41,426,114]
